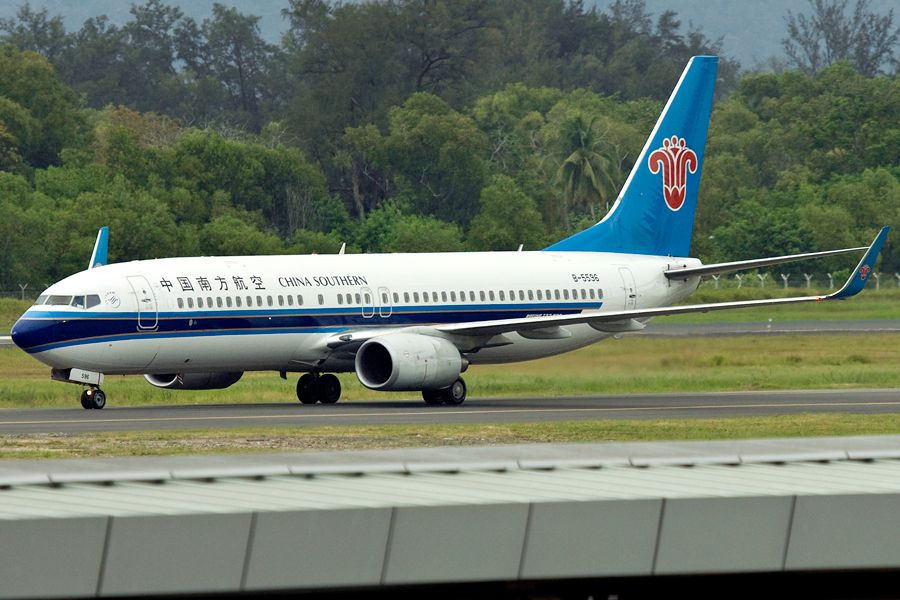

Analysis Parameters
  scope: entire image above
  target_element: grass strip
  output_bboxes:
[3,413,900,459]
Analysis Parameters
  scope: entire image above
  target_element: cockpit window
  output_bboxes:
[46,295,73,306]
[71,296,86,308]
[86,295,101,308]
[34,295,48,306]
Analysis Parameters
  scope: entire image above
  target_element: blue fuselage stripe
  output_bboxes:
[14,303,602,353]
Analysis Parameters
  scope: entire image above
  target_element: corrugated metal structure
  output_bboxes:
[2,436,900,598]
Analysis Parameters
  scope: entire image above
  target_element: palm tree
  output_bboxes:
[555,116,621,230]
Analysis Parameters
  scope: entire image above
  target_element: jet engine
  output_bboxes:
[355,333,463,391]
[144,372,243,390]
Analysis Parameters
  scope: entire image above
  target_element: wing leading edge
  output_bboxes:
[437,226,890,338]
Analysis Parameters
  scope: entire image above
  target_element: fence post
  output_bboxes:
[734,273,744,288]
[895,273,900,288]
[827,273,834,289]
[756,273,768,288]
[872,272,880,290]
[780,273,790,289]
[803,273,812,289]
[711,274,720,289]
[18,283,28,301]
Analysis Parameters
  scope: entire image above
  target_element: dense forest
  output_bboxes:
[0,0,897,291]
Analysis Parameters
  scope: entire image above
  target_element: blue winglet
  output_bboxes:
[88,226,109,269]
[829,226,890,299]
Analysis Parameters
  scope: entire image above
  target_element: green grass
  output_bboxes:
[0,298,29,334]
[1,333,898,409]
[4,413,900,459]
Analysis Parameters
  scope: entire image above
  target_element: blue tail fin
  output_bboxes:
[88,226,108,269]
[546,56,718,257]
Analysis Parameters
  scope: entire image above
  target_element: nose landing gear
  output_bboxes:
[80,387,106,410]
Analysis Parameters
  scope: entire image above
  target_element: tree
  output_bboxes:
[783,0,900,76]
[467,175,546,250]
[0,2,68,62]
[555,116,621,228]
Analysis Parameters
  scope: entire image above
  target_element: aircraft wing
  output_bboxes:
[437,226,889,338]
[326,227,887,349]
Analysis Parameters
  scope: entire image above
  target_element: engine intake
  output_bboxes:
[355,333,462,391]
[144,372,243,390]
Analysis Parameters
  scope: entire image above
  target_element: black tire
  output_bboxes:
[422,389,443,405]
[441,378,467,406]
[319,374,341,404]
[296,374,320,404]
[82,388,106,409]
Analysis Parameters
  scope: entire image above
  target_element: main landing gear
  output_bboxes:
[421,378,467,406]
[296,373,342,405]
[80,387,106,410]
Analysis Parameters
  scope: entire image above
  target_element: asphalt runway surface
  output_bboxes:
[1,388,899,434]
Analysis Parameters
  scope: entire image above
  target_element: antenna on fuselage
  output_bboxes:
[88,227,109,269]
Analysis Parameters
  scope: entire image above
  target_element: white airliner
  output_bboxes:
[12,56,889,409]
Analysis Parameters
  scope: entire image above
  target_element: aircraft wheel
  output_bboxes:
[296,374,320,404]
[422,389,443,405]
[319,374,341,404]
[81,388,106,410]
[440,378,467,406]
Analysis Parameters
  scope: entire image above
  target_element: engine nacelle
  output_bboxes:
[144,372,243,390]
[355,333,462,391]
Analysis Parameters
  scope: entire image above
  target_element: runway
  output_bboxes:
[1,388,899,434]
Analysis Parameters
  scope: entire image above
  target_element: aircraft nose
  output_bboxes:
[10,314,50,352]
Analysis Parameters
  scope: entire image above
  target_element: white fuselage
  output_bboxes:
[14,250,701,375]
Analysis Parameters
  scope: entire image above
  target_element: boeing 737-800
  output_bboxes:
[11,56,889,409]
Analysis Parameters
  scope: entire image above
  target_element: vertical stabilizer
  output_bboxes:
[546,56,718,257]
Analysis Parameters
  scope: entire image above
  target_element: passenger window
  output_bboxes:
[267,296,273,307]
[216,297,223,308]
[86,295,101,308]
[489,291,495,301]
[422,292,429,303]
[355,293,361,304]
[318,294,324,305]
[450,291,456,302]
[286,295,293,306]
[536,290,543,300]
[571,289,578,299]
[236,296,242,307]
[479,291,486,301]
[499,291,505,301]
[177,298,184,309]
[528,290,534,300]
[404,292,410,302]
[382,292,389,304]
[432,292,438,302]
[469,291,476,302]
[364,293,371,304]
[187,297,194,308]
[393,292,399,303]
[545,289,551,299]
[589,289,595,299]
[278,295,284,306]
[441,291,447,302]
[226,297,233,307]
[598,289,604,299]
[297,295,304,305]
[581,289,587,299]
[554,290,561,300]
[337,294,344,305]
[246,296,252,307]
[207,296,213,307]
[413,292,419,302]
[257,296,263,306]
[563,289,569,300]
[198,297,204,308]
[345,294,352,304]
[518,290,525,301]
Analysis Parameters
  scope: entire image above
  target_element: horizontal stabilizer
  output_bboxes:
[664,245,868,279]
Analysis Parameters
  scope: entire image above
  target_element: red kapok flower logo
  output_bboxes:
[859,264,871,280]
[648,136,698,211]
